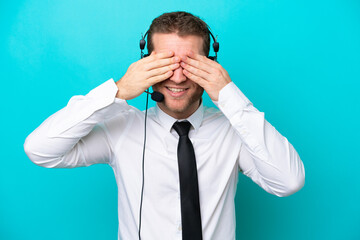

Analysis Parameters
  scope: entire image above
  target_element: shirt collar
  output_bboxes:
[155,101,204,133]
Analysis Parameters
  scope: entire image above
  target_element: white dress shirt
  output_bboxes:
[24,79,305,240]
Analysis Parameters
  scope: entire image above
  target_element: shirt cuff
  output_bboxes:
[86,78,127,106]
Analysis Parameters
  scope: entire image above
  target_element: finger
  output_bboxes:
[145,56,181,71]
[147,63,180,78]
[181,53,213,74]
[182,69,207,87]
[187,51,218,67]
[147,70,173,86]
[180,61,210,81]
[144,50,175,63]
[185,51,228,78]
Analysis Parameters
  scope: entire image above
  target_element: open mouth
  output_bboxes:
[165,87,189,97]
[166,87,188,93]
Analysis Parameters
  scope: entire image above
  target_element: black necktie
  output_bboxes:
[173,121,202,240]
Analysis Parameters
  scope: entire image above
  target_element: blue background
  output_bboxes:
[1,0,359,239]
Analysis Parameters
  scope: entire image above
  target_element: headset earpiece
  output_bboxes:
[207,28,219,62]
[213,41,219,53]
[140,39,146,50]
[140,32,149,59]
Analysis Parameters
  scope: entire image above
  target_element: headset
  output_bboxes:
[140,27,219,61]
[138,26,220,240]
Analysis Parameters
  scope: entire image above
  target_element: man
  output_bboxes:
[24,11,305,240]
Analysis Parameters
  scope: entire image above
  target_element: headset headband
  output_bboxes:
[140,27,219,62]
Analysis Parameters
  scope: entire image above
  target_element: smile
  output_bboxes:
[164,86,189,98]
[166,87,188,93]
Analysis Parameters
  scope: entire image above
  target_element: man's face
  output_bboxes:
[152,33,205,119]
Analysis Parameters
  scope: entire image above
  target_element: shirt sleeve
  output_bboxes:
[216,82,305,197]
[24,79,131,168]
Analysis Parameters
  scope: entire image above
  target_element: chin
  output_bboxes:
[158,95,202,119]
[161,99,189,114]
[153,84,204,118]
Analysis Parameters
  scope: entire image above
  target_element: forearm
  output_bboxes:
[217,82,305,197]
[24,79,130,168]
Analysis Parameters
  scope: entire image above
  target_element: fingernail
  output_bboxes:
[174,56,180,62]
[181,56,187,61]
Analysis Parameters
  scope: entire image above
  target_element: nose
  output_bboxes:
[169,65,187,84]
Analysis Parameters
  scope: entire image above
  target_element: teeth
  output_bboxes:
[167,87,186,93]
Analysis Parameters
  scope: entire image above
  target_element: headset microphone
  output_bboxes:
[144,90,164,102]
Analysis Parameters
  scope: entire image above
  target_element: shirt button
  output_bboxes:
[178,224,182,231]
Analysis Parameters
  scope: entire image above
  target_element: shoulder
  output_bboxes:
[197,106,238,141]
[202,106,228,126]
[102,104,145,131]
[203,106,224,118]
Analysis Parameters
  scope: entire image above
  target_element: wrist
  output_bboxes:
[115,79,126,99]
